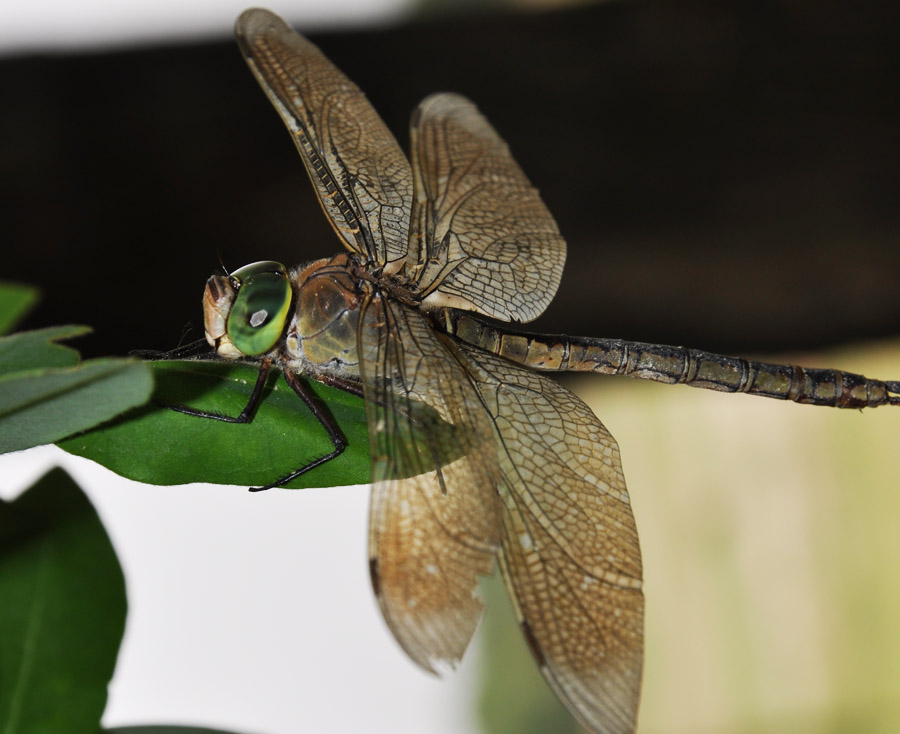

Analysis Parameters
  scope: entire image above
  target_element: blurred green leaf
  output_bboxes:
[0,324,154,453]
[0,282,39,336]
[0,325,90,375]
[0,468,127,734]
[59,360,371,490]
[0,348,154,453]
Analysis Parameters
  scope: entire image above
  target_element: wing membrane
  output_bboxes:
[409,93,567,323]
[460,343,643,734]
[235,9,412,266]
[359,294,501,671]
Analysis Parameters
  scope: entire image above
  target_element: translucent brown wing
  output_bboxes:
[235,9,412,267]
[359,294,501,671]
[460,343,644,734]
[408,93,567,323]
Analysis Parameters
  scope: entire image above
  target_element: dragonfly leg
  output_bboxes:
[248,369,349,492]
[163,358,272,423]
[310,371,364,398]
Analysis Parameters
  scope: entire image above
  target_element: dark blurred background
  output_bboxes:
[3,0,899,359]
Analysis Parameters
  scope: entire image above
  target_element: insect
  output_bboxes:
[185,9,899,733]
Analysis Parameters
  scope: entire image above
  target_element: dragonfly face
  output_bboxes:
[203,260,292,360]
[205,253,371,381]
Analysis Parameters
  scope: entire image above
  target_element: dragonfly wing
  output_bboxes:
[408,93,567,323]
[359,295,501,671]
[460,343,643,734]
[235,9,412,267]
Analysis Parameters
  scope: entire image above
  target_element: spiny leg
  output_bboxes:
[164,358,351,491]
[249,369,349,492]
[164,357,273,423]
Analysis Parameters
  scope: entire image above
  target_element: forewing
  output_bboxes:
[409,93,567,323]
[460,344,643,734]
[359,295,501,671]
[235,9,412,266]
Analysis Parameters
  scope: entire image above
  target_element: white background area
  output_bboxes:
[0,445,483,734]
[0,0,412,54]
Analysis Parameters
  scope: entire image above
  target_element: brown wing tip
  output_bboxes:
[369,556,381,596]
[235,8,287,43]
[418,92,475,113]
[520,619,548,669]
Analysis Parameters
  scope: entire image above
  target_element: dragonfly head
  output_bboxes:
[203,260,292,359]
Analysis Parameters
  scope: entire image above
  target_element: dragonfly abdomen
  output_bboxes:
[572,341,899,409]
[448,312,899,409]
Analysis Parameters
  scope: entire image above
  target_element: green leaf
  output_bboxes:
[59,360,372,489]
[0,282,40,336]
[0,468,127,734]
[0,325,91,376]
[0,354,155,454]
[0,292,154,453]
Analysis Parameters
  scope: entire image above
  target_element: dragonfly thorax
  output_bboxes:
[284,253,368,378]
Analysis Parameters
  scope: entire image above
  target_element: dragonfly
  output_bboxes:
[186,9,900,734]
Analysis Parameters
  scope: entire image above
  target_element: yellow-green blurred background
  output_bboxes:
[480,339,900,733]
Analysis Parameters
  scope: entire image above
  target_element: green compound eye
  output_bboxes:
[226,261,292,356]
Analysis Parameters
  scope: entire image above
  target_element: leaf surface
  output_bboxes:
[59,360,371,489]
[0,469,127,734]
